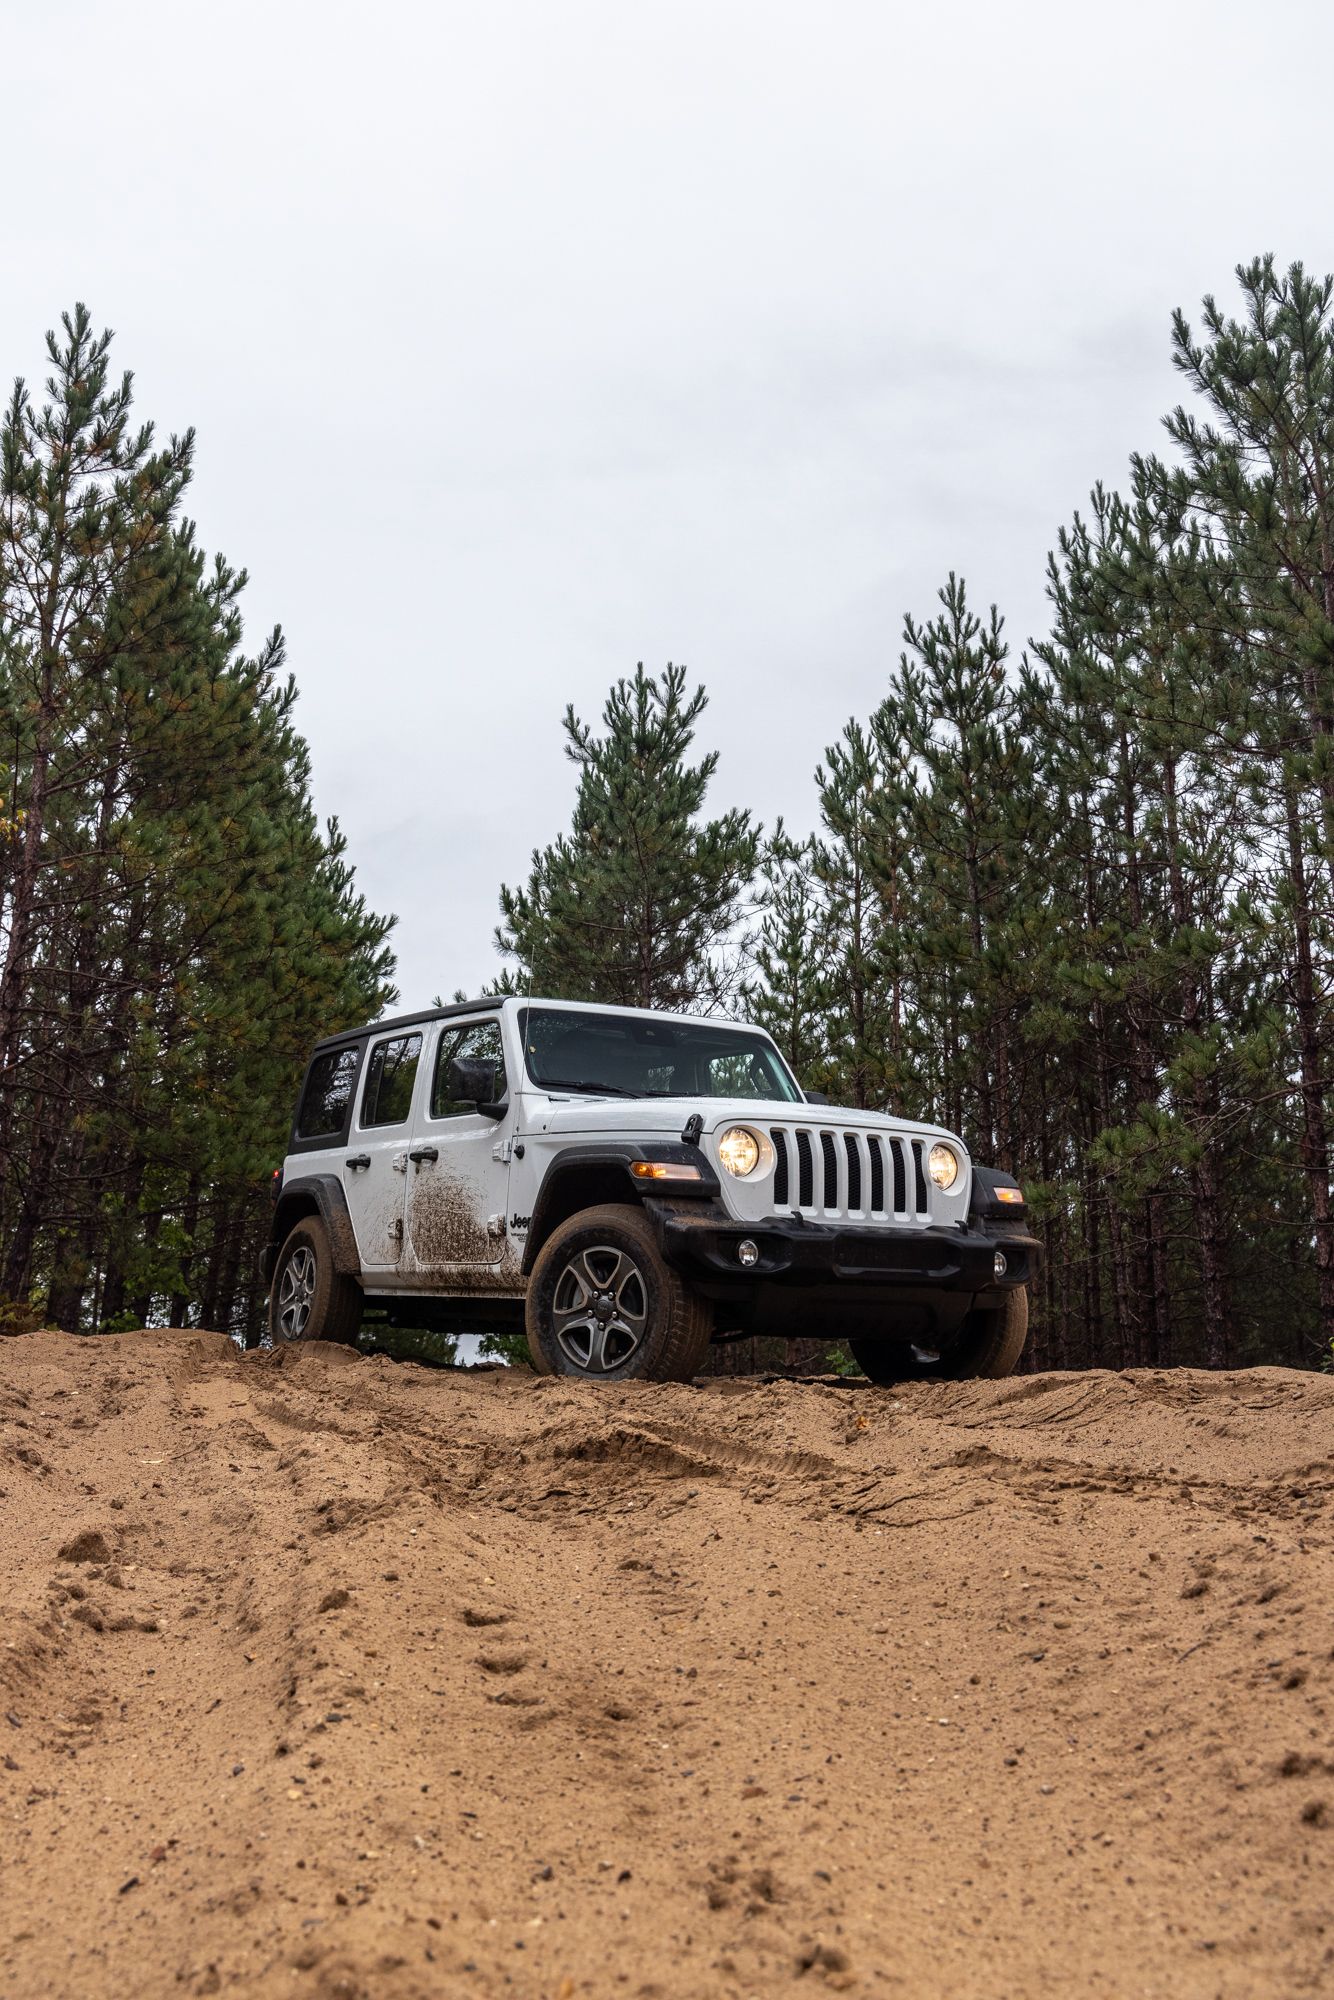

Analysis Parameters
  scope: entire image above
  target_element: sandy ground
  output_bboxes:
[1,1332,1332,2000]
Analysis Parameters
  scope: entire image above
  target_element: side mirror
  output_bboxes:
[805,1089,830,1106]
[446,1056,504,1115]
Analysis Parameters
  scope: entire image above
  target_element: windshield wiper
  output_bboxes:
[537,1076,639,1098]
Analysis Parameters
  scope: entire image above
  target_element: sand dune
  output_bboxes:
[2,1329,1331,1998]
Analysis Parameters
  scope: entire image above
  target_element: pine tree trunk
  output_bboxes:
[1055,1209,1072,1369]
[1192,1138,1230,1368]
[169,1177,203,1328]
[129,1207,162,1327]
[212,1205,247,1338]
[0,418,76,1212]
[963,849,996,1158]
[1092,1001,1134,1367]
[47,1214,96,1332]
[1307,501,1334,905]
[1147,1195,1173,1368]
[196,1204,228,1331]
[1,1087,48,1300]
[1283,784,1334,1344]
[1083,1148,1104,1371]
[1162,754,1229,1364]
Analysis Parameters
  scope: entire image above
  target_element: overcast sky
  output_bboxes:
[6,0,1333,1012]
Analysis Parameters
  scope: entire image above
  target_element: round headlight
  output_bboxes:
[718,1127,761,1177]
[928,1142,959,1190]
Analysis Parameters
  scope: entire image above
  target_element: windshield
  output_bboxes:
[519,1007,803,1103]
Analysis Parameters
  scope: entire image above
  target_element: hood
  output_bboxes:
[519,1091,963,1147]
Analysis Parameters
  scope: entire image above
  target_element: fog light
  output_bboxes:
[994,1251,1007,1280]
[738,1239,759,1268]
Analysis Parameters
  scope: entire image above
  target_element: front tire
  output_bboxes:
[848,1286,1028,1385]
[268,1217,364,1347]
[525,1204,712,1382]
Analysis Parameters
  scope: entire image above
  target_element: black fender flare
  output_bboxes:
[521,1144,720,1274]
[969,1165,1030,1229]
[263,1175,361,1284]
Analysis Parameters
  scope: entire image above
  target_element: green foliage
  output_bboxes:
[497,663,758,1008]
[812,722,903,1109]
[738,259,1334,1371]
[0,306,396,1338]
[743,827,834,1083]
[360,1323,460,1369]
[478,1331,534,1368]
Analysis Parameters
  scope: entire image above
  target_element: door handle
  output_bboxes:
[345,1153,371,1171]
[408,1145,439,1166]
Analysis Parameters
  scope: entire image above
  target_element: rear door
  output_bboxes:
[402,1015,515,1282]
[286,1039,366,1191]
[342,1029,424,1277]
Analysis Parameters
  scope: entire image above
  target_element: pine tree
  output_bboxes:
[743,827,833,1085]
[1035,484,1238,1366]
[891,575,1042,1161]
[812,723,902,1109]
[1153,257,1334,1350]
[497,663,758,1008]
[0,307,396,1336]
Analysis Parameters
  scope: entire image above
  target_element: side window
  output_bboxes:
[296,1045,362,1140]
[431,1020,507,1118]
[360,1033,423,1128]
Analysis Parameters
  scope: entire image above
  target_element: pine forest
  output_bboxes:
[0,309,395,1342]
[5,261,1334,1370]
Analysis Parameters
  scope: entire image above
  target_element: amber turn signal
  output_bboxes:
[630,1161,703,1181]
[996,1185,1024,1204]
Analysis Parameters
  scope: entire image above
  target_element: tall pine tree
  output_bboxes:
[497,663,758,1009]
[0,306,395,1337]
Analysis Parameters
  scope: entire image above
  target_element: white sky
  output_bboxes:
[6,0,1333,1011]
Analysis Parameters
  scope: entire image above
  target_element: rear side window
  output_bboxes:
[296,1045,362,1140]
[360,1033,423,1127]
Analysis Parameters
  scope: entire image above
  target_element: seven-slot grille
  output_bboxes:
[768,1126,934,1223]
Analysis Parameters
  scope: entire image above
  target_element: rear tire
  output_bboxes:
[848,1286,1028,1385]
[268,1217,364,1347]
[525,1204,712,1382]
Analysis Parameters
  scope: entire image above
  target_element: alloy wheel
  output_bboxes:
[551,1243,648,1373]
[276,1243,317,1339]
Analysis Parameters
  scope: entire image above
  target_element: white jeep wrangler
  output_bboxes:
[262,997,1040,1382]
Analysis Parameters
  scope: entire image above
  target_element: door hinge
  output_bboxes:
[492,1137,513,1163]
[487,1213,506,1239]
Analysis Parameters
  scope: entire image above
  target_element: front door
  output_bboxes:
[402,1016,517,1286]
[342,1028,424,1276]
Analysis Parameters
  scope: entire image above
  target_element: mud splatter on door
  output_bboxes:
[407,1169,491,1267]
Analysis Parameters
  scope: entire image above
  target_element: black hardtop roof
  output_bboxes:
[308,996,782,1060]
[310,996,498,1055]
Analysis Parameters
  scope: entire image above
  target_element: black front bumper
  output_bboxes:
[645,1198,1041,1341]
